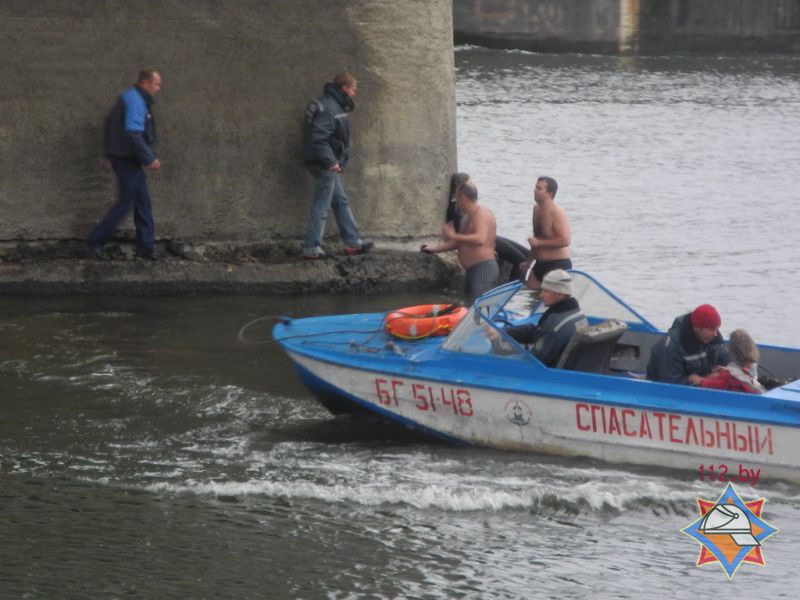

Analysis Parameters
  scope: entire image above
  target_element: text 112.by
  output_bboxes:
[698,464,761,486]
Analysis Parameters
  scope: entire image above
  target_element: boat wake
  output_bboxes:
[137,442,797,516]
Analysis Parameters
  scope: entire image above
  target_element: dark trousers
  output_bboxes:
[87,158,154,252]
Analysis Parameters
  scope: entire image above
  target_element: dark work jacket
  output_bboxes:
[505,297,587,367]
[104,86,157,165]
[646,314,730,385]
[302,82,354,172]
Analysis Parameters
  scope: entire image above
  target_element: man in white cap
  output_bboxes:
[489,269,587,367]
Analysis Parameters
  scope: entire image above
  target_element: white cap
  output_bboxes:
[541,269,572,296]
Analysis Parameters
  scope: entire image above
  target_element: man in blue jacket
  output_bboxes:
[301,72,373,259]
[87,69,162,259]
[646,304,730,385]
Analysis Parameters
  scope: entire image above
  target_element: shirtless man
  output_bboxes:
[421,181,498,297]
[520,176,572,289]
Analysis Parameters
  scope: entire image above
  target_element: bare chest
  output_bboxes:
[533,207,557,236]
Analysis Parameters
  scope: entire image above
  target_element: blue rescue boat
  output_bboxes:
[273,271,800,482]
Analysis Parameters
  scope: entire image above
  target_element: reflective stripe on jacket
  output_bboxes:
[506,297,588,367]
[301,82,354,171]
[646,314,729,384]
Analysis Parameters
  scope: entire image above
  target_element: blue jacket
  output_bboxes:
[104,86,157,165]
[506,297,588,367]
[646,313,730,384]
[302,82,354,172]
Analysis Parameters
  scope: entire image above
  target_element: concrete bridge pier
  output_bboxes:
[1,0,457,250]
[453,0,800,55]
[0,1,463,294]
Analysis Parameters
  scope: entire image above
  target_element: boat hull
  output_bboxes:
[288,351,800,482]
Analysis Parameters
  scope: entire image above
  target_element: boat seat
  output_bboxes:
[556,319,628,374]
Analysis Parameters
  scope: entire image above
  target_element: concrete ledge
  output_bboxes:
[454,31,619,55]
[0,241,463,296]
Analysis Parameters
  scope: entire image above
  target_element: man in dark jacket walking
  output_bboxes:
[87,69,162,259]
[646,304,730,385]
[301,72,373,259]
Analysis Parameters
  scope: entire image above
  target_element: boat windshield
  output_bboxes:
[536,271,655,328]
[442,271,655,357]
[442,281,531,359]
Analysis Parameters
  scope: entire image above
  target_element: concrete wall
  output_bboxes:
[639,0,800,54]
[453,0,800,54]
[453,0,622,53]
[0,0,456,244]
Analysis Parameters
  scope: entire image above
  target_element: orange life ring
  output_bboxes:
[384,304,468,340]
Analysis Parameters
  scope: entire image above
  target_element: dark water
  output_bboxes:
[3,49,800,598]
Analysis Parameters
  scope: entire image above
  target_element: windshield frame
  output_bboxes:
[442,281,534,359]
[442,270,657,358]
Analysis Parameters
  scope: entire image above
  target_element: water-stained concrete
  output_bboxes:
[1,0,456,249]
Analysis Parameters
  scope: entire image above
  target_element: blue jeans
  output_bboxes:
[87,158,155,253]
[303,169,362,252]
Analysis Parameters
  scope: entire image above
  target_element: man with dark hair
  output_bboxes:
[88,69,162,259]
[301,72,373,259]
[646,304,730,385]
[520,176,572,289]
[538,176,558,197]
[421,181,498,298]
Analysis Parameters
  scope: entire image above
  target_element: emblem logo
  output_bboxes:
[505,399,532,427]
[681,482,779,579]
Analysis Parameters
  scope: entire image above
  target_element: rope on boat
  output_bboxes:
[237,315,287,344]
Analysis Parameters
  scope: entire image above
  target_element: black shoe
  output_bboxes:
[135,249,162,261]
[344,241,374,255]
[86,245,108,260]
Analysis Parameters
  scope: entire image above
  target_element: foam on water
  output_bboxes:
[131,440,798,516]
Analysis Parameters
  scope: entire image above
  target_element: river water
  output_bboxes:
[2,48,799,598]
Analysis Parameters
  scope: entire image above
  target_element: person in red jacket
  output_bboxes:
[700,329,764,394]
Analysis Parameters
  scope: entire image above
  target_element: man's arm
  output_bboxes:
[420,239,459,254]
[441,213,490,246]
[506,323,539,344]
[485,323,538,355]
[123,92,156,166]
[125,132,156,166]
[531,333,565,368]
[684,342,730,386]
[712,342,731,368]
[310,110,338,168]
[658,339,693,385]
